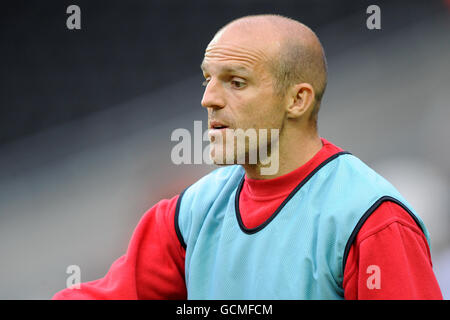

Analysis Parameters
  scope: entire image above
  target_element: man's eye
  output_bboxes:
[231,79,246,89]
[202,79,210,87]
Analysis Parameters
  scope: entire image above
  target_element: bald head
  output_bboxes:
[211,14,328,127]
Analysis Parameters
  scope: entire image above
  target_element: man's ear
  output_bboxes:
[286,83,315,119]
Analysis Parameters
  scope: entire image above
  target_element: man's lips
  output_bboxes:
[209,120,229,130]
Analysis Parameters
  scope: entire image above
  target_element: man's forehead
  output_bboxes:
[201,40,276,74]
[200,18,291,75]
[207,31,278,56]
[200,59,253,74]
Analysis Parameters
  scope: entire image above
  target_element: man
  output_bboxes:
[53,14,442,299]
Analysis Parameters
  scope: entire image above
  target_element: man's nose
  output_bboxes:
[201,79,225,110]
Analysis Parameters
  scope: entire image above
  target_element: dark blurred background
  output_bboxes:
[0,0,449,299]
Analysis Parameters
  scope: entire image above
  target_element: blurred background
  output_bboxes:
[0,0,449,299]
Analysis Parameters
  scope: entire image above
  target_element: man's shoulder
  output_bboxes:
[317,153,408,209]
[331,153,390,187]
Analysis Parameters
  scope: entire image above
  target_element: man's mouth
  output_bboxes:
[209,121,229,130]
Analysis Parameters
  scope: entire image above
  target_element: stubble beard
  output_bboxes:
[208,125,281,169]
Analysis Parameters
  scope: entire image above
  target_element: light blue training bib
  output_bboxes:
[175,152,430,299]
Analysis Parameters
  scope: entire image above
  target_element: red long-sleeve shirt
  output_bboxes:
[52,139,443,300]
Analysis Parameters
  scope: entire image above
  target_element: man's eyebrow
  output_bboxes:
[200,62,250,74]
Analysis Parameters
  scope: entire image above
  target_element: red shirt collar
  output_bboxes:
[243,138,344,199]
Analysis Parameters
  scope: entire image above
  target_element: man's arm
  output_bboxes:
[343,201,443,299]
[52,195,187,300]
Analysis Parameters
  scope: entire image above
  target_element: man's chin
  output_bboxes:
[209,144,253,166]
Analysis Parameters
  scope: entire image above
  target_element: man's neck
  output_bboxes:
[243,134,323,180]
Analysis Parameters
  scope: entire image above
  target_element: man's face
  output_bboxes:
[201,26,286,165]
